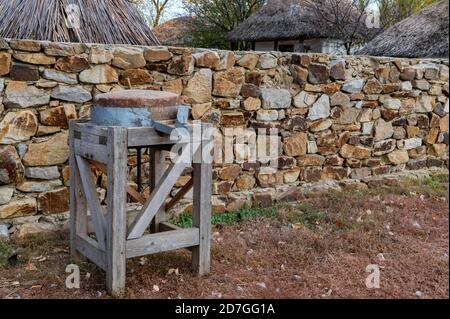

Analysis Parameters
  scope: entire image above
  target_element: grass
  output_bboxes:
[0,240,15,269]
[421,174,449,194]
[277,203,329,227]
[172,203,277,228]
[325,174,449,200]
[173,202,331,230]
[172,174,449,231]
[0,173,448,299]
[387,174,449,198]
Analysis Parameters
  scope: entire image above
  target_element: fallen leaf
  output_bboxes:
[25,263,37,271]
[138,257,147,265]
[168,268,179,276]
[256,282,267,289]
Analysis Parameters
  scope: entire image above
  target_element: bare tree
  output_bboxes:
[183,0,265,49]
[376,0,438,28]
[308,0,379,54]
[130,0,174,27]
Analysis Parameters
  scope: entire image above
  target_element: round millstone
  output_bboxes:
[91,90,180,127]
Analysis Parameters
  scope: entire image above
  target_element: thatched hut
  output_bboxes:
[153,16,196,47]
[228,0,346,53]
[0,0,160,46]
[358,0,449,58]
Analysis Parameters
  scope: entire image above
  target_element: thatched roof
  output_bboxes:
[153,16,196,47]
[0,0,160,46]
[228,0,336,42]
[358,0,449,58]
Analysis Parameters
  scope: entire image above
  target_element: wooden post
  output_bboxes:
[105,127,128,297]
[69,121,213,295]
[192,127,212,275]
[69,121,87,261]
[150,148,166,233]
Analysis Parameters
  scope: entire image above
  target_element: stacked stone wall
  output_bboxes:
[0,38,448,238]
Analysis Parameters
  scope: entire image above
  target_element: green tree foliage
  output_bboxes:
[183,0,265,50]
[376,0,438,28]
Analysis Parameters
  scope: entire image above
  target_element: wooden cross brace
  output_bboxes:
[127,142,200,239]
[69,121,212,297]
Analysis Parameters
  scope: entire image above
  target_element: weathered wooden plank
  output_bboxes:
[192,128,212,275]
[166,178,193,211]
[69,121,88,261]
[73,130,106,145]
[126,228,199,258]
[75,234,106,271]
[127,127,176,147]
[76,155,106,250]
[126,186,147,205]
[69,121,77,259]
[74,122,108,137]
[74,139,108,164]
[127,144,198,240]
[159,222,193,252]
[127,126,204,148]
[105,127,128,297]
[150,148,166,233]
[159,221,182,232]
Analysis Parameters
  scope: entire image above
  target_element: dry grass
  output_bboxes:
[0,0,160,45]
[358,0,449,58]
[0,175,448,299]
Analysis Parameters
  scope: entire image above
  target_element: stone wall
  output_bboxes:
[0,38,449,238]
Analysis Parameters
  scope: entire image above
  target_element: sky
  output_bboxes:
[165,0,187,20]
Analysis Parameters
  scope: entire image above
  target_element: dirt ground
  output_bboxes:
[0,176,448,299]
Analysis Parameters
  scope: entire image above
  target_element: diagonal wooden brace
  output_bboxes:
[127,143,199,240]
[166,178,193,211]
[76,155,107,250]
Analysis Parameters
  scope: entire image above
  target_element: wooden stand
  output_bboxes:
[69,120,212,296]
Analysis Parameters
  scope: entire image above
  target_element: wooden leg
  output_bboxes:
[192,137,212,275]
[69,121,87,261]
[150,148,166,233]
[105,127,128,297]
